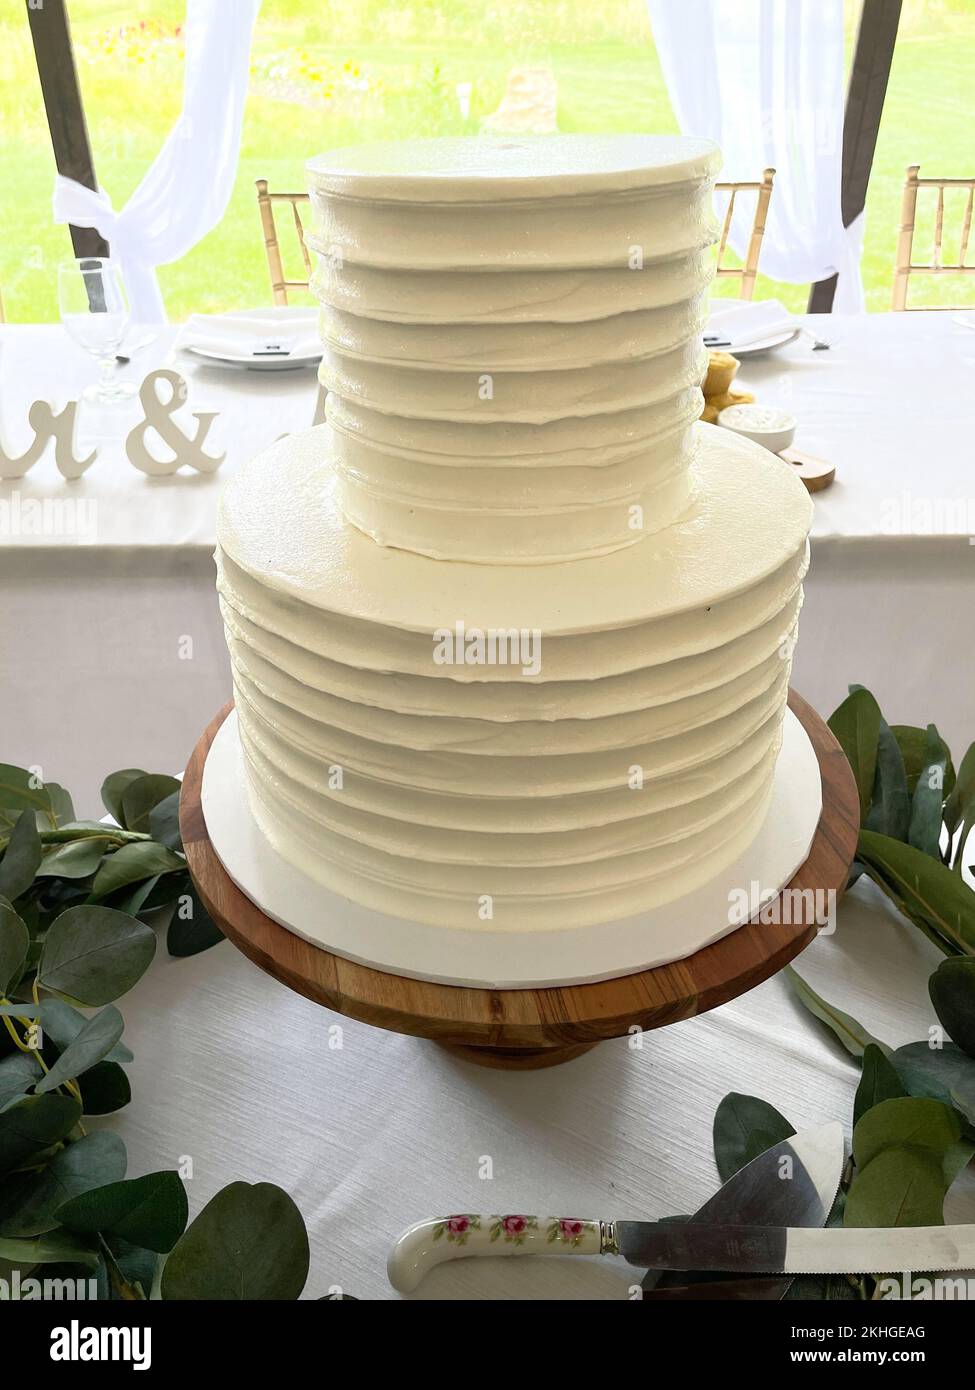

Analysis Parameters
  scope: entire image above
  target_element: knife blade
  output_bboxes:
[387,1122,845,1295]
[642,1121,845,1299]
[619,1220,975,1275]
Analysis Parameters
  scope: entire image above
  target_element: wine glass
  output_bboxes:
[58,258,138,403]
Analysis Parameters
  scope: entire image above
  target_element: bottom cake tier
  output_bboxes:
[215,422,813,931]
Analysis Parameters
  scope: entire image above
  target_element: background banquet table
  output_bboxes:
[2,309,974,1299]
[2,309,973,816]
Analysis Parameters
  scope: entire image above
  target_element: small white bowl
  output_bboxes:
[716,403,797,454]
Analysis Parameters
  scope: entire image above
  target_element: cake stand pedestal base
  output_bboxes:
[438,1040,598,1070]
[180,691,857,1070]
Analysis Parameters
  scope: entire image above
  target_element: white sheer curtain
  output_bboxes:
[54,0,261,323]
[647,0,864,311]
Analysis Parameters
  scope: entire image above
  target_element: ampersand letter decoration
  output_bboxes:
[1,398,97,481]
[125,369,225,476]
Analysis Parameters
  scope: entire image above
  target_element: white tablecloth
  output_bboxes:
[0,322,320,549]
[114,877,975,1300]
[2,311,974,1299]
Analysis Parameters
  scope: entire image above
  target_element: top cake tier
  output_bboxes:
[305,135,722,564]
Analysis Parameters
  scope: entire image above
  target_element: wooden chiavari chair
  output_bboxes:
[713,168,775,301]
[255,179,313,305]
[892,165,975,310]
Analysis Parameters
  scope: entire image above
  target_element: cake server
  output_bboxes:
[388,1122,844,1294]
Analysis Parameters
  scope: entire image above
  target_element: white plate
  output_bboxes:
[180,343,322,372]
[723,327,801,358]
[177,307,322,371]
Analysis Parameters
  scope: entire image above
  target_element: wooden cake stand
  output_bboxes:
[180,691,858,1070]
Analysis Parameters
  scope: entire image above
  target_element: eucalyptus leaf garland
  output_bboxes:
[0,760,353,1301]
[734,683,975,1299]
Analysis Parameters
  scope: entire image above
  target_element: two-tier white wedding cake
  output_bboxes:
[215,135,813,938]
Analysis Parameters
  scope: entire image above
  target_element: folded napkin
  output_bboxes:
[706,299,797,350]
[175,311,321,360]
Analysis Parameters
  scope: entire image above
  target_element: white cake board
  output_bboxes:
[201,708,821,990]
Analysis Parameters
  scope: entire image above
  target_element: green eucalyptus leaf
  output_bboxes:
[0,1131,127,1237]
[929,957,975,1058]
[100,770,147,828]
[77,1062,132,1116]
[167,885,223,958]
[35,1006,124,1094]
[945,742,975,838]
[892,1041,975,1121]
[857,828,975,955]
[844,1146,946,1228]
[712,1092,796,1183]
[56,1171,187,1254]
[0,1052,43,1110]
[893,725,956,800]
[120,871,183,916]
[38,905,156,1006]
[0,1093,81,1172]
[0,810,42,901]
[44,784,76,829]
[0,1231,99,1269]
[943,1138,975,1189]
[0,903,30,995]
[865,717,910,842]
[36,837,108,880]
[852,1097,961,1172]
[106,1234,158,1302]
[39,999,133,1065]
[120,776,182,836]
[113,875,161,917]
[908,725,950,859]
[0,764,54,827]
[854,1044,906,1127]
[90,842,185,903]
[784,966,891,1059]
[148,790,183,851]
[828,688,882,823]
[161,1181,309,1300]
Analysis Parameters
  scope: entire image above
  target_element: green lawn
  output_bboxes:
[2,0,973,322]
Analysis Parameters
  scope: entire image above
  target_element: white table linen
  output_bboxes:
[113,876,975,1300]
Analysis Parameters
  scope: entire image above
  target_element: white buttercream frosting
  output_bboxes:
[215,137,813,934]
[306,134,722,563]
[217,426,812,929]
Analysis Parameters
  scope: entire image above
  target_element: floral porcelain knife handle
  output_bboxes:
[388,1215,605,1293]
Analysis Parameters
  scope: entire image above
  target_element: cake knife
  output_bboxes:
[388,1122,844,1294]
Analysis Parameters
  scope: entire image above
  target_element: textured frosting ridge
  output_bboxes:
[217,421,813,931]
[215,137,814,936]
[307,134,721,563]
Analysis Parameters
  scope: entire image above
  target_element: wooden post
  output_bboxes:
[27,0,109,261]
[255,179,287,305]
[740,169,775,301]
[808,0,902,313]
[890,165,919,310]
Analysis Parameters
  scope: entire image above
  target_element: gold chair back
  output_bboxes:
[713,168,775,301]
[253,171,779,307]
[255,179,313,305]
[892,165,975,310]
